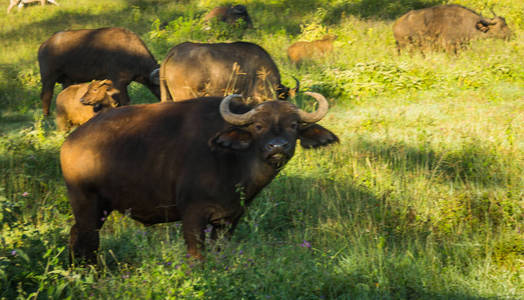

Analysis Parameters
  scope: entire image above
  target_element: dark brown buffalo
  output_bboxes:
[393,4,511,53]
[287,35,337,64]
[159,41,298,105]
[203,4,253,29]
[38,27,161,116]
[61,92,338,262]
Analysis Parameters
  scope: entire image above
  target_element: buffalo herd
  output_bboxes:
[21,2,512,262]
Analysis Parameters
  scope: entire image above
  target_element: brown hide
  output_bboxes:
[55,80,118,131]
[287,35,337,64]
[203,4,253,28]
[61,95,338,262]
[38,27,160,116]
[393,4,511,53]
[159,42,297,104]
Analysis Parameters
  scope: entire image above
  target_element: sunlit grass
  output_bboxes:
[1,0,523,298]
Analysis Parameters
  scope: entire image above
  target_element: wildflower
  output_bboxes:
[21,192,29,197]
[238,250,243,255]
[204,225,213,233]
[122,274,129,279]
[11,250,16,256]
[166,261,172,266]
[300,240,311,248]
[100,217,106,221]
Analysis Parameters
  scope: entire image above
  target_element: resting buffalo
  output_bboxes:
[287,35,337,65]
[55,79,118,131]
[7,0,58,13]
[61,92,338,262]
[203,4,253,29]
[38,27,160,116]
[393,4,511,53]
[159,42,298,105]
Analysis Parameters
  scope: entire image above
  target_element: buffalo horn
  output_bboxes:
[291,76,300,96]
[150,68,160,85]
[220,94,257,126]
[298,92,329,123]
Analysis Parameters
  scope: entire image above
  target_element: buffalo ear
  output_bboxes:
[298,124,339,149]
[476,20,490,33]
[209,128,253,151]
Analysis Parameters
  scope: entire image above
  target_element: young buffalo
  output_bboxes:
[287,35,337,65]
[55,80,118,131]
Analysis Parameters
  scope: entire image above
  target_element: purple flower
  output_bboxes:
[100,217,106,221]
[122,274,129,279]
[11,250,16,256]
[166,261,172,266]
[238,250,243,255]
[300,240,311,248]
[21,192,29,197]
[103,210,108,216]
[204,225,213,233]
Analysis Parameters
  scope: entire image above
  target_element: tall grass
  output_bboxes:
[1,0,523,299]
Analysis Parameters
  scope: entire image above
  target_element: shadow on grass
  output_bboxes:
[353,135,514,187]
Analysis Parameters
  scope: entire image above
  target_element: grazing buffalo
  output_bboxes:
[393,4,511,53]
[55,80,118,131]
[38,27,160,116]
[287,35,337,65]
[159,41,298,104]
[7,0,58,13]
[203,4,253,29]
[61,92,338,262]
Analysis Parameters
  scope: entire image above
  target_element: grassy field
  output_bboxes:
[1,0,523,299]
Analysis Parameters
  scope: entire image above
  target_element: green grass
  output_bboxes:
[1,0,523,299]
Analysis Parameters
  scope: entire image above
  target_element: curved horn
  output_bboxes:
[298,92,329,123]
[489,7,497,17]
[219,94,256,126]
[150,68,160,85]
[290,76,300,97]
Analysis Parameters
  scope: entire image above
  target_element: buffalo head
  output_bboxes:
[80,80,120,112]
[476,15,512,40]
[212,92,338,169]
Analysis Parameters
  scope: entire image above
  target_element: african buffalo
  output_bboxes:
[61,92,338,262]
[203,4,253,29]
[38,27,160,116]
[7,0,58,13]
[393,4,511,53]
[55,80,118,131]
[159,41,298,104]
[287,35,337,65]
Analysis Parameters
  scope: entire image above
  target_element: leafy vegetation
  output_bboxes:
[1,0,523,299]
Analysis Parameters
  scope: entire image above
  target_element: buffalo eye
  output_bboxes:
[254,123,265,133]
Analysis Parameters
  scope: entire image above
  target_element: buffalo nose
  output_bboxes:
[265,138,290,151]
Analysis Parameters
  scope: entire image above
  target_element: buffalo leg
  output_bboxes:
[182,210,208,260]
[210,217,240,242]
[40,78,56,116]
[113,81,131,106]
[68,189,110,264]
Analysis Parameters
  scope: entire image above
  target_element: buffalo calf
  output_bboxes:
[55,80,118,131]
[61,92,338,262]
[287,35,337,65]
